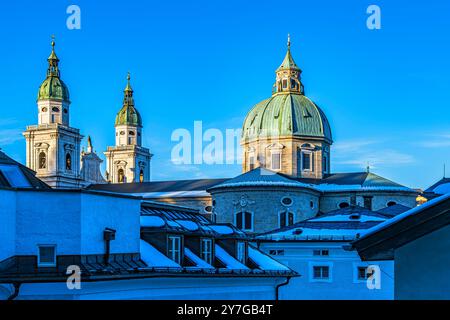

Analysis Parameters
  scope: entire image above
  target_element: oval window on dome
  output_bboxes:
[387,201,397,207]
[41,107,48,112]
[129,131,135,136]
[339,202,350,209]
[281,197,293,206]
[204,206,213,213]
[120,131,125,135]
[52,107,60,113]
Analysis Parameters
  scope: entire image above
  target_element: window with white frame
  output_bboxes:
[236,241,246,263]
[279,211,294,228]
[271,152,281,170]
[168,236,181,264]
[235,211,253,231]
[309,262,333,282]
[249,156,255,171]
[201,238,213,265]
[38,245,56,267]
[313,249,329,256]
[313,266,329,279]
[302,151,313,171]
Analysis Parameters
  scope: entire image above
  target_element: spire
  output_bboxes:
[47,35,60,77]
[123,72,134,106]
[87,136,93,153]
[273,35,303,95]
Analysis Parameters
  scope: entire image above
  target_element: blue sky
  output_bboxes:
[0,0,449,189]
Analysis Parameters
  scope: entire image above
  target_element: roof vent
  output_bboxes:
[349,214,361,220]
[293,228,303,235]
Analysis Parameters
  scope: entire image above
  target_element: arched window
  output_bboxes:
[339,202,350,209]
[279,211,294,228]
[65,153,72,171]
[38,152,47,169]
[118,169,125,183]
[139,169,144,183]
[235,212,253,231]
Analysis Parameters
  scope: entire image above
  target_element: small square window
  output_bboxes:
[269,249,285,256]
[357,266,374,280]
[313,266,329,279]
[38,245,56,267]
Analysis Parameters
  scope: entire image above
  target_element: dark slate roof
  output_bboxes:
[208,167,312,191]
[88,178,228,194]
[377,204,412,217]
[0,150,50,189]
[353,193,450,261]
[303,172,406,188]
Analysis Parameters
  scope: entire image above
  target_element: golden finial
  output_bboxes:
[51,35,55,48]
[287,34,291,49]
[127,71,131,81]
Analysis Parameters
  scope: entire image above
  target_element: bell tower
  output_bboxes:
[23,38,83,188]
[104,73,152,183]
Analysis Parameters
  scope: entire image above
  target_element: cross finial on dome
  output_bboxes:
[287,34,291,49]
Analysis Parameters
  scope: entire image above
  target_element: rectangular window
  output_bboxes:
[201,239,213,265]
[363,196,373,210]
[168,236,181,264]
[249,156,255,171]
[313,266,330,279]
[244,212,253,230]
[323,155,328,173]
[236,241,246,263]
[269,249,285,256]
[302,152,311,170]
[282,79,288,89]
[272,153,281,170]
[279,211,287,228]
[313,249,330,256]
[38,245,56,267]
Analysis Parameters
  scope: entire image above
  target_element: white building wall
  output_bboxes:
[0,189,16,262]
[395,224,450,300]
[80,193,140,254]
[259,242,394,300]
[15,277,282,300]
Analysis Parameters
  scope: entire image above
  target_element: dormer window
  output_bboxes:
[38,245,56,267]
[236,241,246,263]
[168,236,181,264]
[201,239,213,264]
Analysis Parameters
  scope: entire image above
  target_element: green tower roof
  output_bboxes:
[37,38,70,102]
[115,73,142,127]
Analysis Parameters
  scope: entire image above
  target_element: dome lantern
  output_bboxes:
[115,72,142,128]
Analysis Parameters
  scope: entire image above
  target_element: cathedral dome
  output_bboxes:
[115,73,142,127]
[242,36,332,144]
[242,93,332,143]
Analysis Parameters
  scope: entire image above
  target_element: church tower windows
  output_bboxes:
[38,152,47,169]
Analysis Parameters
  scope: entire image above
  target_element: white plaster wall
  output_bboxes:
[259,242,394,300]
[80,193,140,254]
[395,224,450,300]
[15,277,282,300]
[0,189,16,262]
[15,191,82,255]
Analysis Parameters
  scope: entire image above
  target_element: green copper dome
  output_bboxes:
[242,93,332,143]
[115,73,142,127]
[37,76,70,102]
[37,39,70,102]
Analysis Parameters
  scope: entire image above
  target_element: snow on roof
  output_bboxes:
[133,191,210,198]
[209,225,234,235]
[248,246,290,271]
[139,240,181,268]
[360,193,450,239]
[166,220,182,228]
[315,184,414,193]
[260,227,364,241]
[0,164,31,188]
[185,248,214,269]
[308,214,386,223]
[175,220,199,231]
[215,244,249,270]
[140,215,166,228]
[434,182,450,195]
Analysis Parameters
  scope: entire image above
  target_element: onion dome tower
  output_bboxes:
[23,37,83,188]
[241,35,332,179]
[104,73,152,184]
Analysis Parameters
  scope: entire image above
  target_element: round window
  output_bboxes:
[204,206,213,213]
[129,131,135,136]
[281,197,293,206]
[339,202,350,209]
[41,107,48,112]
[120,131,125,135]
[52,107,60,112]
